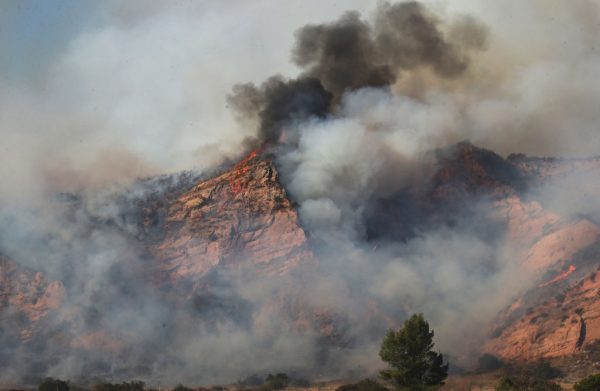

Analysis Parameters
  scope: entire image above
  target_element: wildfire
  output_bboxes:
[538,265,576,288]
[229,150,259,195]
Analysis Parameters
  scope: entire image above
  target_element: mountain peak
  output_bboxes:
[149,151,315,285]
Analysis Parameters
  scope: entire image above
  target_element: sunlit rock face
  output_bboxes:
[148,152,315,284]
[370,142,600,362]
[485,259,600,360]
[482,153,600,361]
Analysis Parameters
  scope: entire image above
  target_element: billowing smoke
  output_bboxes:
[2,0,600,387]
[229,77,333,145]
[228,1,487,144]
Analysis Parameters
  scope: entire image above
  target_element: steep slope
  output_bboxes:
[485,241,600,360]
[481,152,600,361]
[356,142,600,362]
[486,266,600,360]
[2,142,600,374]
[0,152,324,377]
[141,152,333,337]
[379,142,600,362]
[429,141,525,201]
[149,151,315,285]
[366,142,526,242]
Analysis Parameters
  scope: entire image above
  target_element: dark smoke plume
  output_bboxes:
[229,77,332,144]
[228,1,487,144]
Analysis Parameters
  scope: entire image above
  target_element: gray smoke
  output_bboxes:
[2,0,600,387]
[228,1,487,145]
[0,175,324,385]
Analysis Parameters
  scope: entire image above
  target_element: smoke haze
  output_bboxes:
[228,1,487,144]
[2,0,600,386]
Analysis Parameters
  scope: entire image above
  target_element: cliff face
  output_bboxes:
[143,152,333,337]
[398,143,600,361]
[149,152,315,285]
[480,152,600,361]
[483,237,600,360]
[485,267,600,360]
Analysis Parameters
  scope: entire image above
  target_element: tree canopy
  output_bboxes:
[574,373,600,391]
[379,313,448,391]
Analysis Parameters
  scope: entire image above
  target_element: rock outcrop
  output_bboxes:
[411,143,600,362]
[149,151,315,285]
[481,151,600,361]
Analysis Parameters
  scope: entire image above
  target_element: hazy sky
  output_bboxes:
[1,0,600,199]
[0,0,375,83]
[0,0,95,82]
[0,1,380,194]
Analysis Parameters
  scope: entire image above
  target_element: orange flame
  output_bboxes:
[229,150,259,195]
[539,265,576,288]
[212,150,261,215]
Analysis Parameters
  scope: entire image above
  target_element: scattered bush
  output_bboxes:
[173,385,194,391]
[574,373,600,391]
[494,375,562,390]
[495,359,563,390]
[336,379,388,391]
[39,378,69,391]
[530,359,561,380]
[239,372,308,390]
[494,376,514,391]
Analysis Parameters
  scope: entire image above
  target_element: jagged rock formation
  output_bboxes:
[374,142,600,361]
[480,150,600,361]
[149,151,315,284]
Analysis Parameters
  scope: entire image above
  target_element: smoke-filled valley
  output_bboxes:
[2,1,600,388]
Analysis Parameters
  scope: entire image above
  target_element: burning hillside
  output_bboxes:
[2,0,600,387]
[3,142,600,384]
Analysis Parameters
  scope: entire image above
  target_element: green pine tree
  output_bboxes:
[379,314,448,391]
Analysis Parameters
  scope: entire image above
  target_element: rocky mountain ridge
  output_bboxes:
[2,142,600,377]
